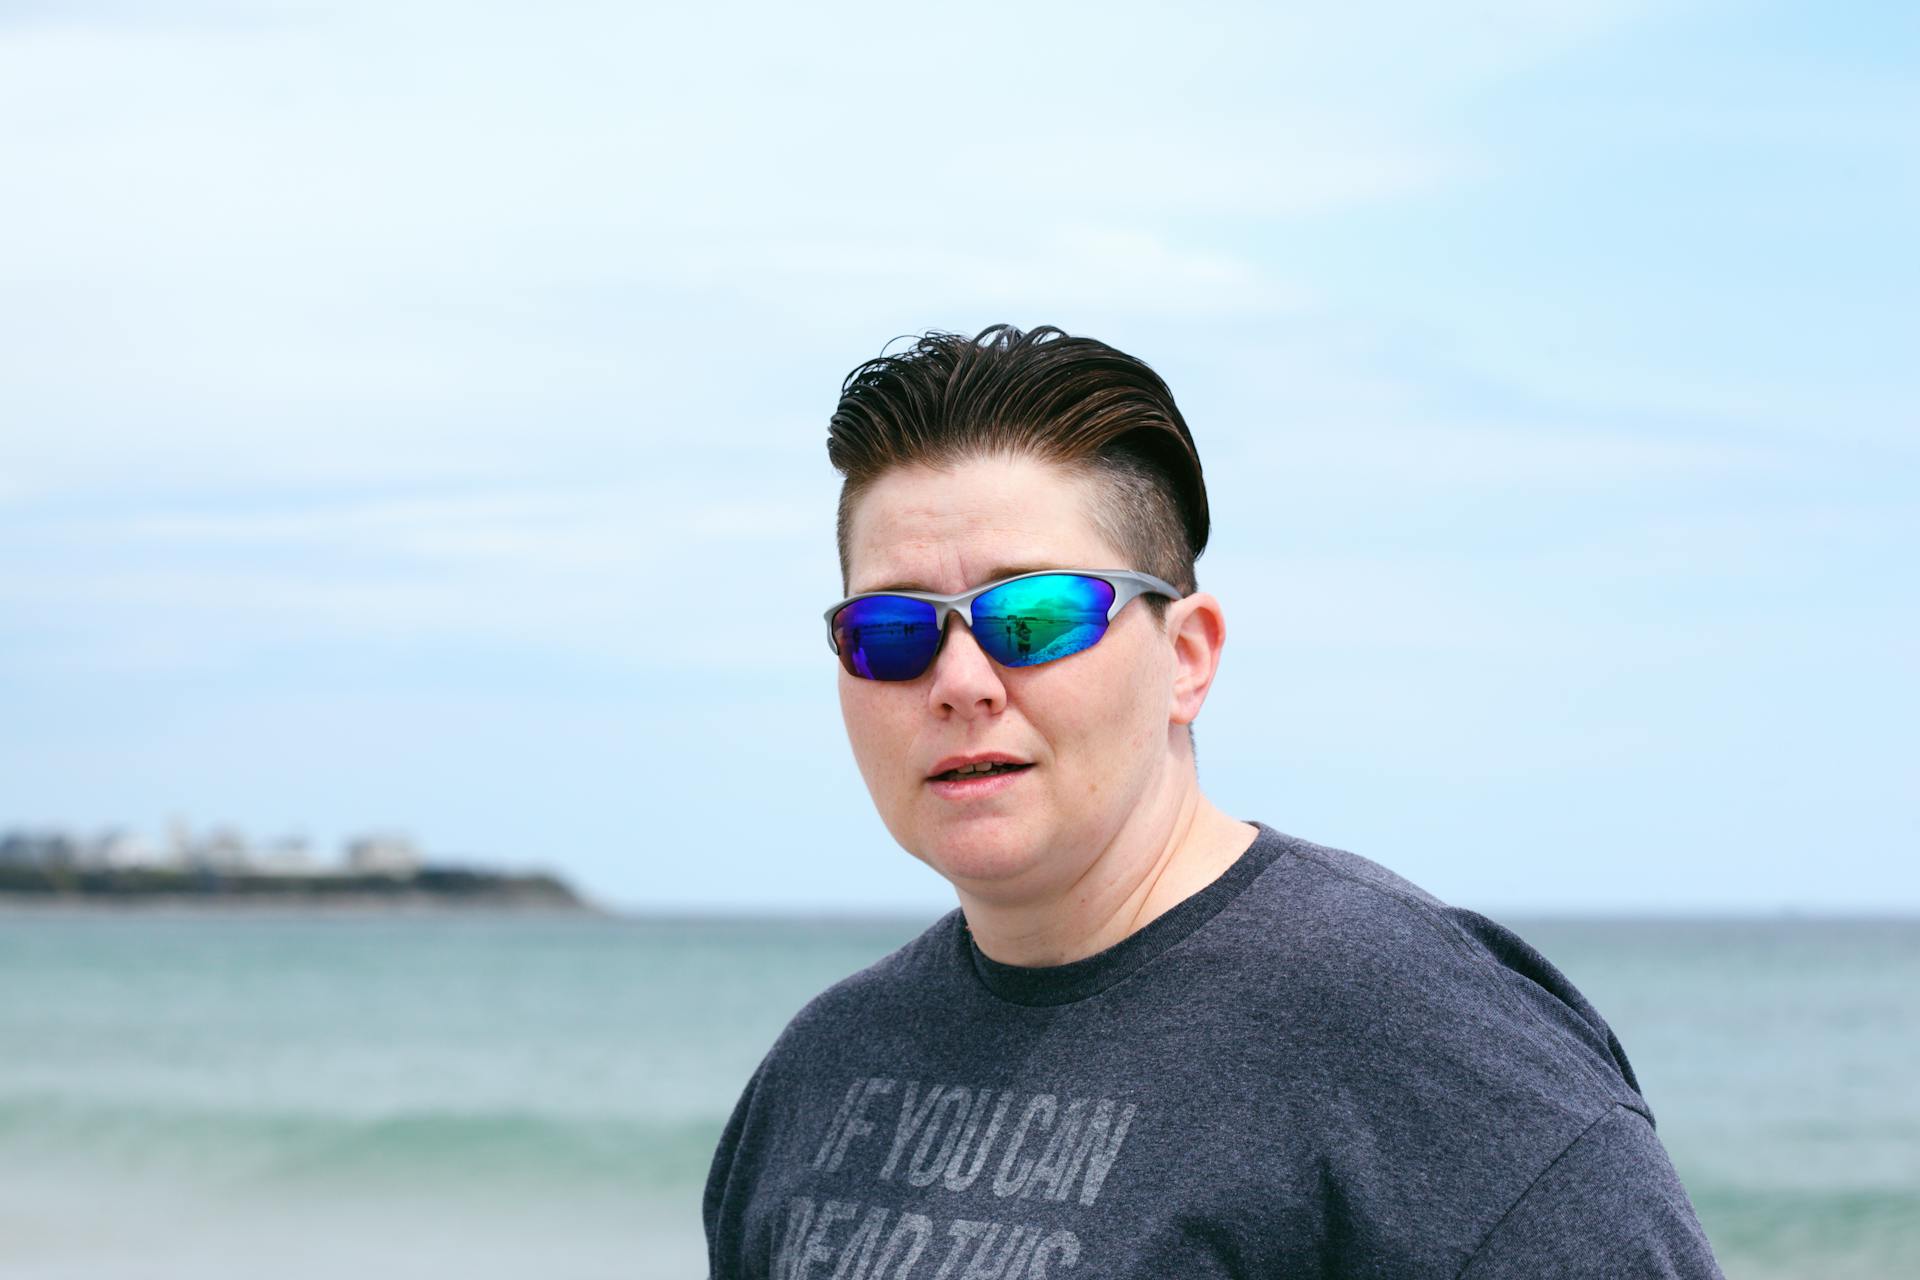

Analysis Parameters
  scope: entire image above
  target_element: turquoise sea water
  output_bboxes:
[0,908,1915,1278]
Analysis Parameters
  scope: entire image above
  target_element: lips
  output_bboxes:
[926,752,1033,782]
[925,761,1034,800]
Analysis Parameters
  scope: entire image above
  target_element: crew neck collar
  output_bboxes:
[959,820,1291,1008]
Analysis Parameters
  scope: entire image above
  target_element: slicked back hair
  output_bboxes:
[821,326,1198,614]
[826,324,1211,626]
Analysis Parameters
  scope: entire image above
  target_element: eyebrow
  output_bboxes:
[857,563,1063,595]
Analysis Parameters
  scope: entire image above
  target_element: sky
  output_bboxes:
[1,0,1913,915]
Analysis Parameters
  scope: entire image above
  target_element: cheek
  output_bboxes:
[1063,639,1165,763]
[838,681,909,784]
[1023,666,1142,778]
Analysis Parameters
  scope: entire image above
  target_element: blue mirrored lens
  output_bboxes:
[971,574,1115,668]
[833,595,942,680]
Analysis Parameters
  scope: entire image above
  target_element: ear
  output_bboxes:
[1165,591,1226,726]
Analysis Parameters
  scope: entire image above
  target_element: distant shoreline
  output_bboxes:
[0,892,606,914]
[0,866,597,913]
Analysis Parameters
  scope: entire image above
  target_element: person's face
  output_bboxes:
[837,453,1181,898]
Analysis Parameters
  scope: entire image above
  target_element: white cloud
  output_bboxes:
[0,0,1661,501]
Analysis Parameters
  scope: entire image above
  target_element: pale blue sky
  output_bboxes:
[1,1,1913,914]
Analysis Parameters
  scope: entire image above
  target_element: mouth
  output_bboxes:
[928,760,1033,783]
[924,757,1035,800]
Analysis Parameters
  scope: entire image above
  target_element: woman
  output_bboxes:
[703,324,1723,1280]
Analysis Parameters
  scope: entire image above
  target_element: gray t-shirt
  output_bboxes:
[703,822,1724,1278]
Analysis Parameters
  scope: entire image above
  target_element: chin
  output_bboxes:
[914,819,1047,889]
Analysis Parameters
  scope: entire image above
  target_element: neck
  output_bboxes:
[954,768,1258,969]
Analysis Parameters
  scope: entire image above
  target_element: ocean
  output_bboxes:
[0,908,1914,1278]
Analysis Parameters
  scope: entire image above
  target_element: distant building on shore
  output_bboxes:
[346,834,423,877]
[254,836,321,877]
[0,819,584,909]
[195,826,253,874]
[2,822,430,879]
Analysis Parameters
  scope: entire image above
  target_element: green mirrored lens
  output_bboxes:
[972,574,1115,668]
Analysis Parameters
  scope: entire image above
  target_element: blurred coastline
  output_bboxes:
[0,823,591,912]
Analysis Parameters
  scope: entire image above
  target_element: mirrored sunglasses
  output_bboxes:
[823,569,1182,682]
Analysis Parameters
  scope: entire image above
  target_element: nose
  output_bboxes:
[925,616,1006,719]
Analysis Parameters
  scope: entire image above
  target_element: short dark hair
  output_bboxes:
[825,324,1211,622]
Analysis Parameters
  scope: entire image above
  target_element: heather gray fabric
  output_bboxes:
[703,822,1725,1278]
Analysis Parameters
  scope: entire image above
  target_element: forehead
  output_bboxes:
[845,454,1126,595]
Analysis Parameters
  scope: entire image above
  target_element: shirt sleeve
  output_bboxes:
[702,1054,770,1280]
[1457,1104,1726,1279]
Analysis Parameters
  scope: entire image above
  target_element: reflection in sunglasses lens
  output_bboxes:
[834,595,942,680]
[972,574,1115,668]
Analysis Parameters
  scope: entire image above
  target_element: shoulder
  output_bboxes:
[760,907,966,1062]
[1245,824,1459,930]
[1224,827,1650,1116]
[1458,1104,1726,1278]
[1226,826,1502,976]
[709,908,963,1154]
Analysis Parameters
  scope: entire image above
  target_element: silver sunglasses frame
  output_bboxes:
[823,568,1184,667]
